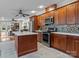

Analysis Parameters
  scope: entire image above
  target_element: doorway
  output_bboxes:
[0,21,12,42]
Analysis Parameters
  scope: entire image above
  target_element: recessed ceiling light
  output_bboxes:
[38,5,44,9]
[31,10,36,13]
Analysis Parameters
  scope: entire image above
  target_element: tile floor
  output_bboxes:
[0,40,73,58]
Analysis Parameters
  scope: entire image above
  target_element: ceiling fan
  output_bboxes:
[15,9,30,17]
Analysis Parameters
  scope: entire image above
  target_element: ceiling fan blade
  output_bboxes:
[23,14,25,17]
[24,14,30,16]
[15,15,19,17]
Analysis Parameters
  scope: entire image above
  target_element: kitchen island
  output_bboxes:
[14,32,38,57]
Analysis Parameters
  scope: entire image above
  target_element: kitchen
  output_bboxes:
[0,0,79,58]
[30,0,79,58]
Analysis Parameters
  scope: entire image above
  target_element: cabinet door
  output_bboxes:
[53,34,66,51]
[76,40,79,57]
[67,3,76,24]
[54,10,59,24]
[66,36,75,55]
[53,34,60,49]
[59,35,66,51]
[37,32,43,42]
[58,7,67,25]
[33,16,39,30]
[76,2,79,24]
[74,37,79,57]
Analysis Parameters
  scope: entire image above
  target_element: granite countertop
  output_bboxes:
[52,32,79,36]
[13,31,38,36]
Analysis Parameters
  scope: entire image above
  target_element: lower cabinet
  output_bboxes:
[51,33,79,57]
[66,36,75,55]
[52,34,66,51]
[37,32,43,42]
[74,36,79,57]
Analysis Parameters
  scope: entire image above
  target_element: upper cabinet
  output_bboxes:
[58,7,67,25]
[54,10,59,25]
[30,16,39,31]
[76,2,79,24]
[34,1,79,25]
[66,3,76,24]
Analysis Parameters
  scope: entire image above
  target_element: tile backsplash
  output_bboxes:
[55,25,79,33]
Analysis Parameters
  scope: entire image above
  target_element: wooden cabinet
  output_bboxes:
[50,33,54,47]
[53,34,60,49]
[15,34,37,57]
[51,33,79,57]
[54,10,59,24]
[58,7,67,25]
[59,34,66,51]
[37,2,79,25]
[66,36,79,57]
[66,36,75,55]
[73,36,79,57]
[34,16,39,30]
[66,3,76,24]
[76,2,79,24]
[30,16,39,31]
[37,32,43,42]
[51,34,66,51]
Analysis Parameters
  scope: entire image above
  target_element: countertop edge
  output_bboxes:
[51,32,79,36]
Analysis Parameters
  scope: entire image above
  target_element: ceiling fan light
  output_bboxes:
[38,5,44,9]
[31,11,36,13]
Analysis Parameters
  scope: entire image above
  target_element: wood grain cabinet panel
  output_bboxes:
[67,36,79,57]
[30,16,39,31]
[50,33,54,47]
[37,32,43,42]
[52,34,66,51]
[73,36,79,57]
[51,33,79,57]
[76,39,79,57]
[76,2,79,24]
[16,35,37,57]
[54,10,59,24]
[59,34,66,51]
[66,36,75,55]
[53,34,60,49]
[66,3,76,24]
[58,7,67,25]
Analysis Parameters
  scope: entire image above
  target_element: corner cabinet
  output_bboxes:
[51,33,79,57]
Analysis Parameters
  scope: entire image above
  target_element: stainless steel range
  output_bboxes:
[42,27,57,47]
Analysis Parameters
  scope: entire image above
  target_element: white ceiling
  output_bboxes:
[0,0,64,18]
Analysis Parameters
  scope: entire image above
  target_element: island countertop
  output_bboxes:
[52,32,79,36]
[13,31,38,36]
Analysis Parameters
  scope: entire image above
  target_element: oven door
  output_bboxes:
[43,32,50,43]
